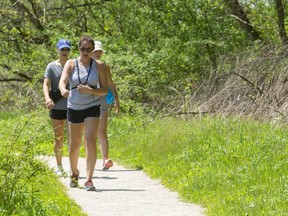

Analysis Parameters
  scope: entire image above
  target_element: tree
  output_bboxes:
[275,0,288,45]
[223,0,261,41]
[0,0,286,112]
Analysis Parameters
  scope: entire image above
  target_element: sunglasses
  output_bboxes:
[60,48,70,51]
[80,47,93,53]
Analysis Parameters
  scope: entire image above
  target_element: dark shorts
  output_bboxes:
[67,105,101,123]
[49,109,67,120]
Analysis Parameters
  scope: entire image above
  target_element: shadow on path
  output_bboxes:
[45,156,206,216]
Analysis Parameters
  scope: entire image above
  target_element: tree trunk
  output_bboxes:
[224,0,261,41]
[275,0,288,45]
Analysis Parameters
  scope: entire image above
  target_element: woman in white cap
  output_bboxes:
[90,40,120,170]
[43,39,71,176]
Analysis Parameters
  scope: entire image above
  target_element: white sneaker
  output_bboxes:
[55,166,65,177]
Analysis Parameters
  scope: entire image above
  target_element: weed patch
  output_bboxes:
[109,115,288,216]
[0,110,85,215]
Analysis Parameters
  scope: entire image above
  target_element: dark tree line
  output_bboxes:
[0,0,287,110]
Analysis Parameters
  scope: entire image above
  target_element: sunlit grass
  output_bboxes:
[109,115,288,216]
[1,109,287,215]
[0,109,85,216]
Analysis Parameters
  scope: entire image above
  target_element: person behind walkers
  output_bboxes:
[90,40,120,170]
[58,35,107,191]
[43,39,71,176]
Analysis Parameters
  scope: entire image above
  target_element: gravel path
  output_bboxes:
[45,156,205,216]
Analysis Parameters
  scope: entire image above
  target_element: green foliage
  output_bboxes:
[1,105,288,215]
[243,0,278,42]
[109,115,288,215]
[0,110,83,215]
[0,0,283,113]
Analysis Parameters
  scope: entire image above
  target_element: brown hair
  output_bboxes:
[78,35,95,49]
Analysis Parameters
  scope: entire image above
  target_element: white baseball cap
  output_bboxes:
[93,41,106,52]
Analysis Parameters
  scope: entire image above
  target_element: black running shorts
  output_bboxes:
[67,105,100,123]
[49,109,67,120]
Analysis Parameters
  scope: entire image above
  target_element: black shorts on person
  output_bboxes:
[49,109,67,120]
[67,105,100,123]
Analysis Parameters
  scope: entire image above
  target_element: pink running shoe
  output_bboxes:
[103,158,113,170]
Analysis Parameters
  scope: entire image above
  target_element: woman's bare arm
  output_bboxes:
[104,64,120,113]
[43,78,54,109]
[59,59,73,97]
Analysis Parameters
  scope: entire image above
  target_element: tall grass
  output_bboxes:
[1,109,287,215]
[0,110,85,216]
[109,115,288,216]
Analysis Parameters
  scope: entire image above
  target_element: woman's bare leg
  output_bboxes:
[51,119,65,166]
[69,122,84,176]
[84,117,99,181]
[97,111,109,165]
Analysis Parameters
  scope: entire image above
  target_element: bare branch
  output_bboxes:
[233,71,263,94]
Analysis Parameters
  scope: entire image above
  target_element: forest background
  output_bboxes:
[1,0,288,216]
[1,0,288,119]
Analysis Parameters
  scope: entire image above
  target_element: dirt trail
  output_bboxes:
[45,156,205,216]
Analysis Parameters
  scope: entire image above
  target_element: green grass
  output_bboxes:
[108,115,288,216]
[0,157,86,215]
[1,109,288,215]
[0,109,86,216]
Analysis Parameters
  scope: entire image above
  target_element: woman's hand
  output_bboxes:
[45,99,54,109]
[61,89,70,97]
[114,97,120,114]
[77,84,92,94]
